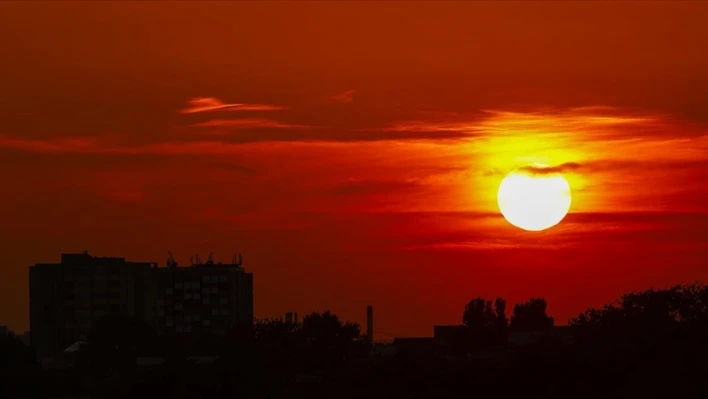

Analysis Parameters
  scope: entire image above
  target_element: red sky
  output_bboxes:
[1,1,707,338]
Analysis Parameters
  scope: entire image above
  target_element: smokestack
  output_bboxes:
[366,305,373,343]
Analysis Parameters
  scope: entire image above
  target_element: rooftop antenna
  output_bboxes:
[167,251,178,268]
[206,252,214,265]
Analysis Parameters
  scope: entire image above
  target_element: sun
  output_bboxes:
[497,164,572,231]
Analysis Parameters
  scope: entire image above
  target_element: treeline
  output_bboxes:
[337,283,708,398]
[456,296,554,348]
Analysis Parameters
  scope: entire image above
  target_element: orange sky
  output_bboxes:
[1,1,707,338]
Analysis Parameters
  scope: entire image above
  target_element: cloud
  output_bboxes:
[383,121,476,134]
[328,178,421,196]
[374,121,481,140]
[0,136,100,153]
[393,211,708,253]
[192,118,312,130]
[331,89,356,103]
[180,97,288,114]
[382,106,687,143]
[474,108,679,140]
[517,162,583,175]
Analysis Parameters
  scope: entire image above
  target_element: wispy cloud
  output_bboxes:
[382,107,684,143]
[192,118,312,130]
[331,89,356,104]
[0,134,400,156]
[382,121,477,134]
[475,108,674,140]
[518,162,583,175]
[180,97,288,114]
[374,121,481,140]
[328,178,421,197]
[0,136,100,153]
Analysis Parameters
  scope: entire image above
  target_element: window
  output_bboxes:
[220,298,228,305]
[165,288,173,295]
[184,326,192,333]
[194,314,201,322]
[176,326,183,333]
[202,298,210,305]
[219,275,227,282]
[211,287,218,294]
[220,309,229,316]
[202,320,211,327]
[166,319,174,327]
[194,293,201,300]
[158,300,165,306]
[202,275,209,282]
[175,282,183,289]
[185,293,192,299]
[211,309,219,316]
[185,315,192,322]
[202,288,209,294]
[175,304,183,311]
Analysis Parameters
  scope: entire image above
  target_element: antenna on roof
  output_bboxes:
[167,251,178,268]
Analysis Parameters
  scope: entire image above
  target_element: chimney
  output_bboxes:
[294,312,298,324]
[366,305,374,343]
[285,312,293,323]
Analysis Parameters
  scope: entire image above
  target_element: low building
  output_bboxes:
[369,342,397,357]
[508,325,574,347]
[392,337,436,357]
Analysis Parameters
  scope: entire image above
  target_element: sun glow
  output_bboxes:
[497,164,572,231]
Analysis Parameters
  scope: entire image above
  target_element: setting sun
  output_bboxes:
[497,164,572,231]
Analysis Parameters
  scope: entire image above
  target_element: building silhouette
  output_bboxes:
[29,252,155,358]
[152,252,253,337]
[29,251,253,359]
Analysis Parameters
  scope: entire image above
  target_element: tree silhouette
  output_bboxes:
[0,332,37,370]
[569,284,708,346]
[509,297,553,332]
[566,284,708,394]
[253,318,304,360]
[462,297,508,347]
[301,311,362,371]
